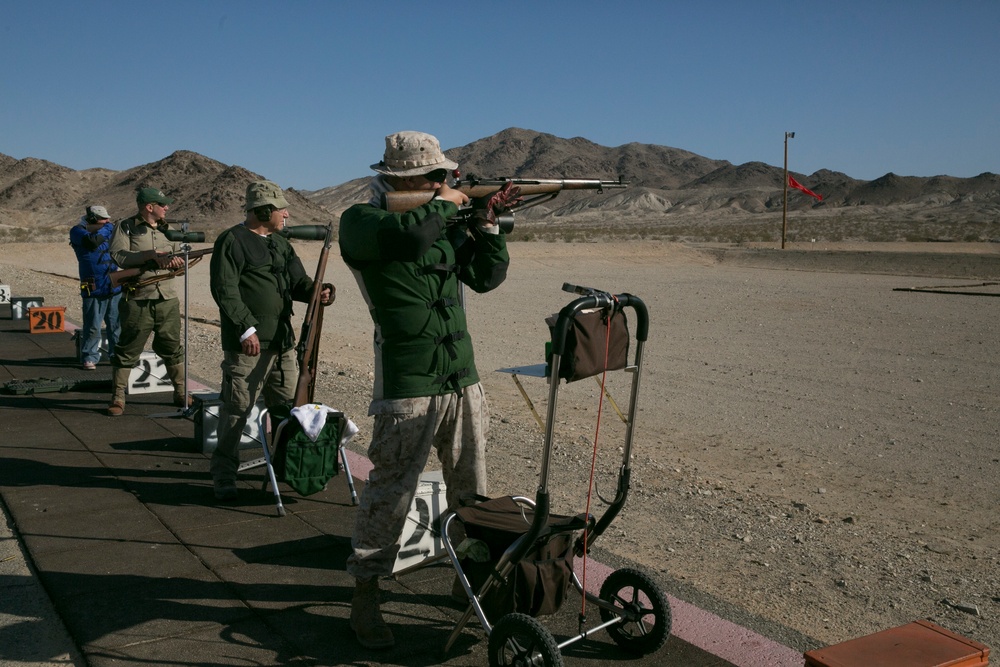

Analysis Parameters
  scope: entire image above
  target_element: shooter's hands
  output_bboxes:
[241,333,261,357]
[138,249,185,270]
[436,182,470,208]
[320,283,335,307]
[157,253,185,270]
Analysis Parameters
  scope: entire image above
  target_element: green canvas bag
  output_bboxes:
[273,411,343,497]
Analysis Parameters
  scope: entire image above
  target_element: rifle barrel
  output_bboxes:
[383,176,628,213]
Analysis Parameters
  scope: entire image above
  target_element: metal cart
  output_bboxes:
[441,284,671,667]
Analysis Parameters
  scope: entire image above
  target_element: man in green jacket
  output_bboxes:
[209,180,333,501]
[339,131,510,649]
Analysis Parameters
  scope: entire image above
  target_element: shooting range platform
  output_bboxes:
[0,310,833,667]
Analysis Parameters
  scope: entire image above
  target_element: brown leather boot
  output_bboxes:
[350,576,394,649]
[165,363,193,407]
[107,367,131,416]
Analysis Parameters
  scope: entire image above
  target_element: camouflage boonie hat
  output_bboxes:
[370,131,458,177]
[136,187,174,206]
[245,180,290,211]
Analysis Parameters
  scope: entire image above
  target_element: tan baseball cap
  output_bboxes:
[87,205,110,220]
[370,131,458,177]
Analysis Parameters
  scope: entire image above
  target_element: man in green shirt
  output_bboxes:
[209,180,333,501]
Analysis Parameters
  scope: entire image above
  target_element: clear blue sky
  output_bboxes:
[3,1,997,191]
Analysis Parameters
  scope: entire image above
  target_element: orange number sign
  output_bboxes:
[28,306,66,334]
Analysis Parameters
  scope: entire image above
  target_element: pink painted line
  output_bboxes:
[343,448,803,667]
[666,595,803,666]
[344,448,373,480]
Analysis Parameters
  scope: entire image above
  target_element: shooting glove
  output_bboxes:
[471,181,523,228]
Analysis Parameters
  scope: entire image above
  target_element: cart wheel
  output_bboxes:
[488,613,563,667]
[598,567,671,655]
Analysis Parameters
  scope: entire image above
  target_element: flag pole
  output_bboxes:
[782,131,794,249]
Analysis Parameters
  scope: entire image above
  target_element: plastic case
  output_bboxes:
[804,620,989,667]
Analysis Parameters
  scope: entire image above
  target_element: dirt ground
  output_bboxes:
[3,239,999,654]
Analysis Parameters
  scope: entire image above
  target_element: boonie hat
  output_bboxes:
[87,205,110,220]
[245,180,290,211]
[137,187,174,206]
[370,131,458,177]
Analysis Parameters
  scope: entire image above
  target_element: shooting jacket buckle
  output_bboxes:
[434,330,466,361]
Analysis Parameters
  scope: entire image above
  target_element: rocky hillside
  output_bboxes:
[304,129,1000,237]
[3,128,998,243]
[0,151,333,242]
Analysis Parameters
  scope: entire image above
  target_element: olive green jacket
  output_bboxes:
[339,198,509,400]
[210,224,314,352]
[108,216,180,300]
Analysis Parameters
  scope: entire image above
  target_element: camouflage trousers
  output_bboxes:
[346,382,489,579]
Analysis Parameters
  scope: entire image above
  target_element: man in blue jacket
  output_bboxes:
[69,205,121,370]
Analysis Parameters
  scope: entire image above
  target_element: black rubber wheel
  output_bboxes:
[488,612,564,667]
[598,567,671,655]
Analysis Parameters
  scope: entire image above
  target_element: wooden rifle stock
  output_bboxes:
[382,176,629,213]
[109,247,213,289]
[293,223,335,407]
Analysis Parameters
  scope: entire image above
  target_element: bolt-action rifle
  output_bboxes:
[381,175,629,231]
[290,224,336,406]
[109,247,213,290]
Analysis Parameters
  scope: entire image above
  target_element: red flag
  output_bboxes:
[788,175,822,201]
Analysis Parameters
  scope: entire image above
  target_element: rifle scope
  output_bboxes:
[161,229,206,243]
[279,225,329,241]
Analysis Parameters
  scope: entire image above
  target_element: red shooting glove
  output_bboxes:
[484,181,523,225]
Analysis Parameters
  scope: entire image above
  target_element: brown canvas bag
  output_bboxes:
[546,307,629,382]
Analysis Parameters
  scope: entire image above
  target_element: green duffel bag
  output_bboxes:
[272,409,343,497]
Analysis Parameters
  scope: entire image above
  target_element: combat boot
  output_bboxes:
[107,367,131,416]
[350,576,394,649]
[165,363,193,408]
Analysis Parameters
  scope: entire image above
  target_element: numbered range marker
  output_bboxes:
[28,306,66,334]
[392,471,448,573]
[10,296,43,320]
[0,285,10,305]
[193,393,266,455]
[127,351,173,395]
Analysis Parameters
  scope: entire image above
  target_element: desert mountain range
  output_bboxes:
[2,128,997,242]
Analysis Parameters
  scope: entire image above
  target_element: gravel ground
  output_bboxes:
[4,239,999,654]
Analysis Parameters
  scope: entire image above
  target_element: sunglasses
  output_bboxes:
[420,169,450,183]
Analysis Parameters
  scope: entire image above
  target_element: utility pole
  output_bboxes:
[782,131,794,249]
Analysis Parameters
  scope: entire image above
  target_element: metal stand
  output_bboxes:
[239,407,360,517]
